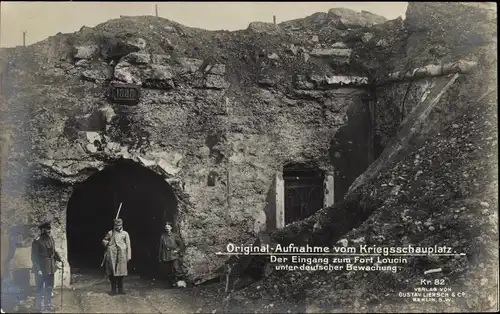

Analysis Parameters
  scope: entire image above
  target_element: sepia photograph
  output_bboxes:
[0,1,497,313]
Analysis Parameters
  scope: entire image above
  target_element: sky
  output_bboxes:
[0,2,408,48]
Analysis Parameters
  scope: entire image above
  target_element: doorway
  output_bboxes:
[66,159,178,278]
[283,163,325,224]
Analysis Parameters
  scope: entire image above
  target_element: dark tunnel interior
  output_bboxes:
[329,100,373,202]
[66,159,178,278]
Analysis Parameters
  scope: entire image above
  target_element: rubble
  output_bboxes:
[309,48,352,58]
[295,74,368,90]
[247,22,282,35]
[73,45,100,60]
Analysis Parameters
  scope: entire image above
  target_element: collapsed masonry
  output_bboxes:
[0,2,496,298]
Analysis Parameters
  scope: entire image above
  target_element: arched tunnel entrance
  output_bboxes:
[66,159,178,278]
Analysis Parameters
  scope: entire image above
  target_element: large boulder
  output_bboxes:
[247,22,282,35]
[73,45,100,60]
[328,8,387,29]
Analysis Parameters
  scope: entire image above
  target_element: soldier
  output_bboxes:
[158,221,186,288]
[31,221,63,312]
[102,218,131,295]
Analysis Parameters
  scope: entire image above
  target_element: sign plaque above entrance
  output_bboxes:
[107,83,141,105]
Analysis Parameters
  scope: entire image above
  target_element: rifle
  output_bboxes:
[100,202,123,267]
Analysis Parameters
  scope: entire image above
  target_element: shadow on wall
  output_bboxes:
[264,176,277,232]
[329,98,373,202]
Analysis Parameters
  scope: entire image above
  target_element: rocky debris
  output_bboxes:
[351,2,495,82]
[73,45,100,60]
[203,75,229,90]
[376,39,388,47]
[124,52,171,65]
[247,22,282,35]
[137,154,182,178]
[331,42,348,49]
[257,76,276,88]
[347,16,407,77]
[267,52,280,61]
[361,32,374,43]
[295,74,368,89]
[405,2,496,47]
[127,38,147,50]
[310,48,351,58]
[280,12,328,31]
[113,54,230,90]
[280,8,386,33]
[81,69,108,83]
[285,44,299,56]
[156,158,181,177]
[75,59,90,68]
[99,105,116,124]
[85,131,102,144]
[99,37,146,60]
[114,61,175,88]
[203,63,226,76]
[328,8,387,29]
[398,2,496,71]
[38,159,106,183]
[65,107,113,137]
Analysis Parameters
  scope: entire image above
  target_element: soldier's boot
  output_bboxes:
[165,274,174,289]
[44,287,54,311]
[109,276,117,295]
[173,260,186,288]
[34,292,43,312]
[117,277,125,295]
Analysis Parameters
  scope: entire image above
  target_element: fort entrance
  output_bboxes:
[66,159,178,278]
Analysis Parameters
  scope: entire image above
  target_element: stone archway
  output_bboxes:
[66,158,178,279]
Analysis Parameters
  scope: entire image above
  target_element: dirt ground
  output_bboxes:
[6,272,227,314]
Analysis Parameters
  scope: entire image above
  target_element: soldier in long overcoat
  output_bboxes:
[102,218,131,295]
[158,222,186,288]
[31,221,63,312]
